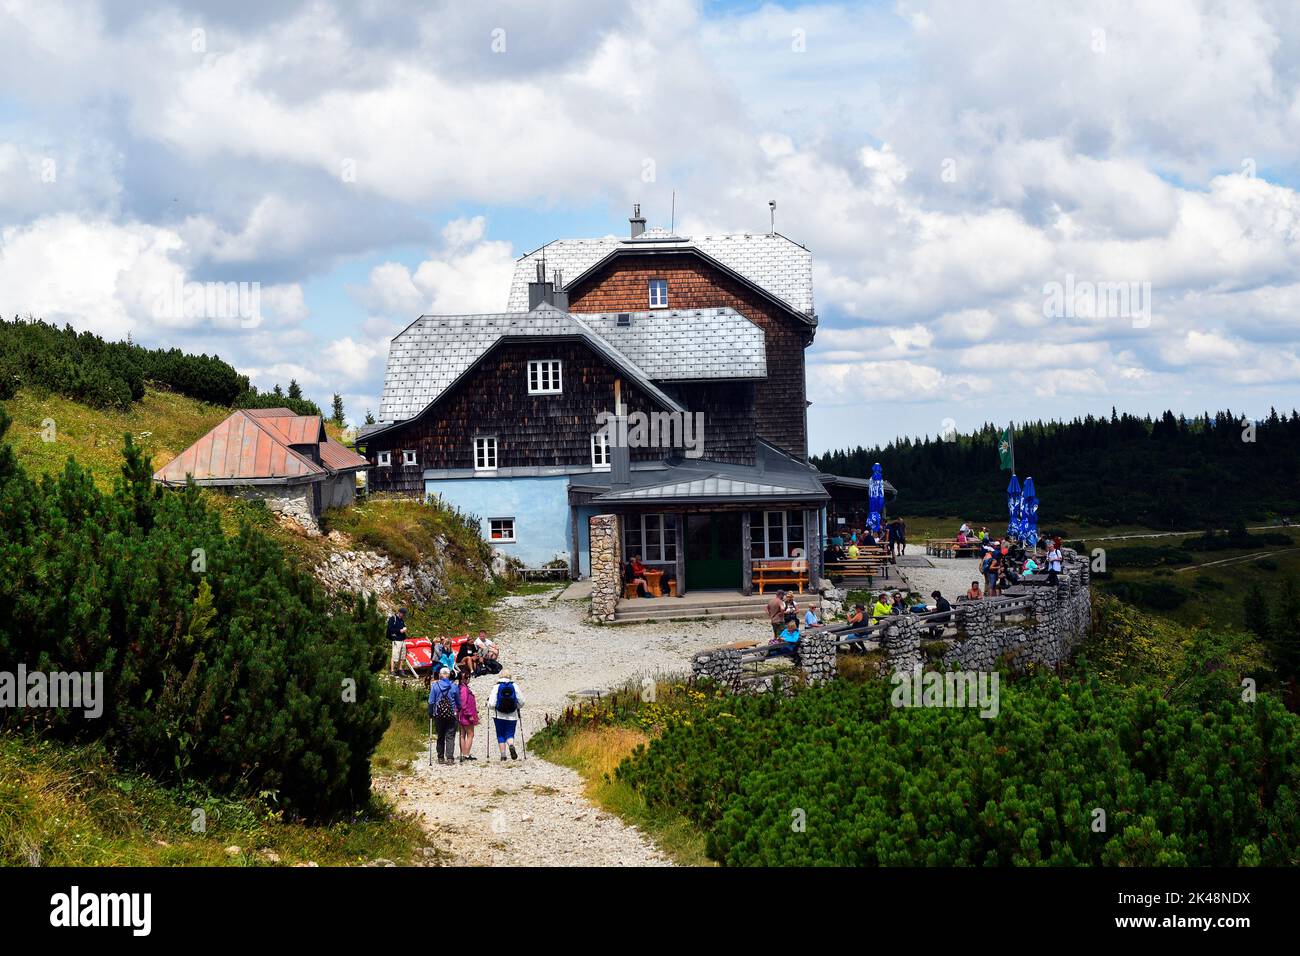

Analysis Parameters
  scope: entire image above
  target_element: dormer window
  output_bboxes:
[527,359,563,395]
[648,278,668,308]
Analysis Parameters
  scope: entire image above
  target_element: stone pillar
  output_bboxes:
[741,511,753,596]
[882,615,923,674]
[589,513,622,622]
[798,630,837,685]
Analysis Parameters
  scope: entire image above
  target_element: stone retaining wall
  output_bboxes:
[695,551,1092,694]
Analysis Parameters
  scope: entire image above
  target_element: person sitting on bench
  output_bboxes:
[623,554,650,598]
[928,590,952,638]
[770,616,802,664]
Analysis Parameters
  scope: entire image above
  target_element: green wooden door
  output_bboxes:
[685,513,743,589]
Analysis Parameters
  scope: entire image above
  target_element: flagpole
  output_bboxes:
[1009,421,1016,474]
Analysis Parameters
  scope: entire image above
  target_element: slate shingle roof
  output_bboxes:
[376,304,762,423]
[507,231,815,316]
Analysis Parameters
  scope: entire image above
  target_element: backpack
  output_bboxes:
[431,684,454,721]
[496,682,518,714]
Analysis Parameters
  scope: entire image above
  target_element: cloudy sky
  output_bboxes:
[3,0,1299,453]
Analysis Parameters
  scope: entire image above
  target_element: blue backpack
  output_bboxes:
[496,682,518,714]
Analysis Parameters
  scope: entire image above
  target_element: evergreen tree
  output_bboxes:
[287,379,303,401]
[331,393,345,427]
[364,409,376,425]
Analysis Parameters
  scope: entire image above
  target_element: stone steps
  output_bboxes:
[612,592,820,624]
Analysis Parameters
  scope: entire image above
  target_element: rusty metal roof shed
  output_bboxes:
[153,409,368,487]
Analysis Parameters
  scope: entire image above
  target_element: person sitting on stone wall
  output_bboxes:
[965,580,983,601]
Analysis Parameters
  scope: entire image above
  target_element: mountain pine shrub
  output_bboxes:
[0,408,389,819]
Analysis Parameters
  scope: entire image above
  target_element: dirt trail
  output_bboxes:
[377,589,759,866]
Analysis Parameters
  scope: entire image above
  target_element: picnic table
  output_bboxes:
[824,557,891,582]
[644,567,665,596]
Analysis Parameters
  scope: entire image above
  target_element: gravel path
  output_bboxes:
[377,589,763,866]
[892,554,986,602]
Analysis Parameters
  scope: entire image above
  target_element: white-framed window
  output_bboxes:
[377,451,392,467]
[473,436,498,471]
[488,517,516,543]
[622,513,677,566]
[527,359,563,395]
[591,431,611,470]
[402,449,417,467]
[648,278,668,308]
[750,510,806,560]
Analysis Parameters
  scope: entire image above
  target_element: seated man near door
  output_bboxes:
[623,554,651,598]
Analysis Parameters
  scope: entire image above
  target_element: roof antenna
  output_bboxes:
[769,199,776,235]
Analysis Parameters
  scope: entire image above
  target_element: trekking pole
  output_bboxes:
[427,716,433,768]
[518,708,527,761]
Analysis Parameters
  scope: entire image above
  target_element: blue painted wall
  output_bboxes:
[426,475,600,574]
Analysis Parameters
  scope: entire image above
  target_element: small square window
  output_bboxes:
[402,449,417,466]
[527,359,563,395]
[474,437,498,471]
[377,451,391,467]
[648,278,668,308]
[489,518,516,542]
[591,431,611,471]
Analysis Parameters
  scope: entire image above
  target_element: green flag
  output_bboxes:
[998,427,1014,470]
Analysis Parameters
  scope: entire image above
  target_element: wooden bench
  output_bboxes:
[824,559,891,582]
[753,560,809,594]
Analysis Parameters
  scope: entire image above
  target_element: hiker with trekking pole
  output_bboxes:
[427,666,459,766]
[487,673,525,762]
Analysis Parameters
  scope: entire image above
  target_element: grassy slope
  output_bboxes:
[0,387,484,865]
[0,734,431,867]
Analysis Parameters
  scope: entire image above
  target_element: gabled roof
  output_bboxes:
[153,409,367,487]
[375,303,688,425]
[507,231,815,318]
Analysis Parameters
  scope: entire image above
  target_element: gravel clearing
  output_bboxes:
[377,588,764,866]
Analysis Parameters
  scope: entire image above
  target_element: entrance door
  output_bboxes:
[685,513,743,589]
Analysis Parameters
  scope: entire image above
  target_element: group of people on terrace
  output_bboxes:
[825,516,908,560]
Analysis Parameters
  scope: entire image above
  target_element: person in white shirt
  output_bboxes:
[1046,546,1063,585]
[488,675,525,761]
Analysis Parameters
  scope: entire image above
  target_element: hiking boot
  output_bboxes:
[509,745,518,760]
[499,753,507,761]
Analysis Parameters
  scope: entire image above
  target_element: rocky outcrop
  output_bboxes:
[311,530,492,614]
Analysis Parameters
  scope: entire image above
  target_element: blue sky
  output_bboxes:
[3,0,1300,453]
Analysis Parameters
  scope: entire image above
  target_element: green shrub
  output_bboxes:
[1100,578,1188,611]
[0,409,388,819]
[1103,545,1193,569]
[0,317,247,409]
[616,670,1300,866]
